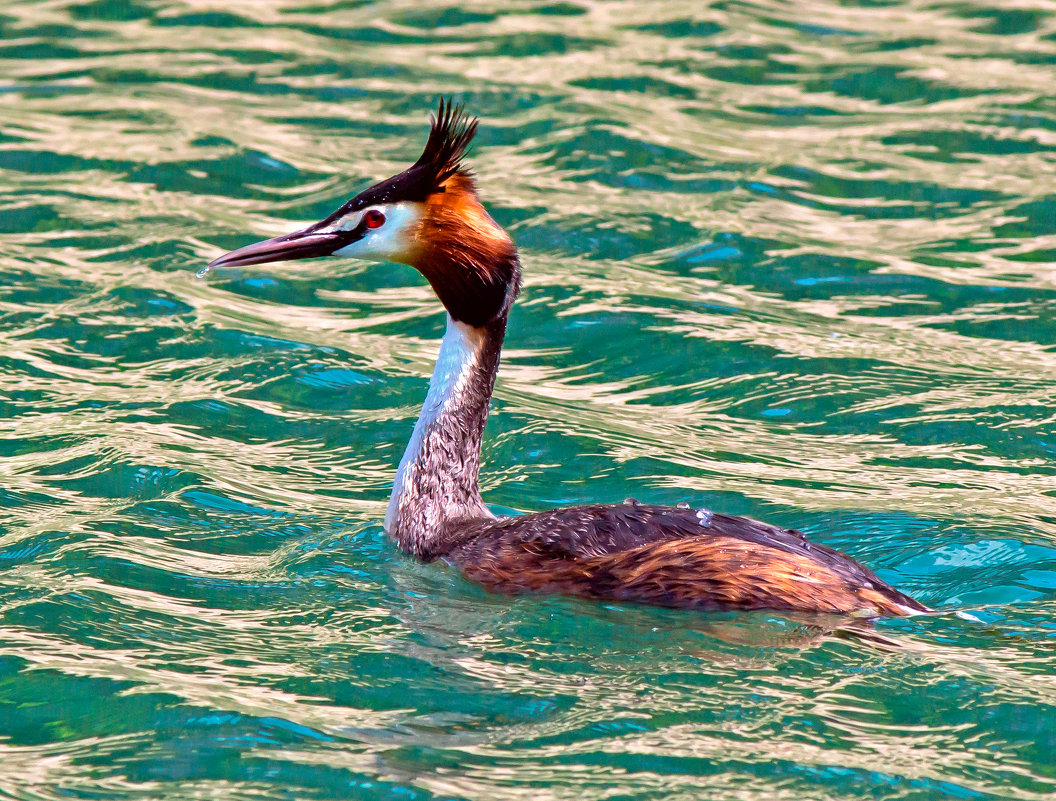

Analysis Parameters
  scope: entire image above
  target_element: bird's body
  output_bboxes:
[206,101,928,618]
[446,505,923,616]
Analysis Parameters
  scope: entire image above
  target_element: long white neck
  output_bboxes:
[384,313,506,557]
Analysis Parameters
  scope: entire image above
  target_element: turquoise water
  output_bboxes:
[2,0,1056,797]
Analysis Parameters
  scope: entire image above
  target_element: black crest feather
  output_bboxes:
[414,98,479,192]
[330,99,479,216]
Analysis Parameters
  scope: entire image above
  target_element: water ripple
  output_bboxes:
[1,0,1056,798]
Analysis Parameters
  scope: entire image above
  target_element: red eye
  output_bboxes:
[364,209,385,229]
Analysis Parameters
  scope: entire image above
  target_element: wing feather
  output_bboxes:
[442,504,926,616]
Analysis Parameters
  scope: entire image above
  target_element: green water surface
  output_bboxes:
[1,0,1055,798]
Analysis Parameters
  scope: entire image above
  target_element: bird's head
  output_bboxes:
[206,100,521,327]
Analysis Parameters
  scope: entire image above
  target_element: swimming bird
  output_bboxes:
[205,100,928,617]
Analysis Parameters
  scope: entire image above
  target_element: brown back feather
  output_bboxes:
[455,536,921,616]
[443,504,928,617]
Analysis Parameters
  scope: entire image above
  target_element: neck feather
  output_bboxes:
[384,312,506,557]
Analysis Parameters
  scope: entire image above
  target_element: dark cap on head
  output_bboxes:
[320,100,480,224]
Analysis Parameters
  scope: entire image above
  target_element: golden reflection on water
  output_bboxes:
[3,0,1056,798]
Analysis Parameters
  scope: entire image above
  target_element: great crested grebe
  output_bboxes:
[205,100,928,617]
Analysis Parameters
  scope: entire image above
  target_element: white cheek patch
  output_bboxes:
[332,203,422,263]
